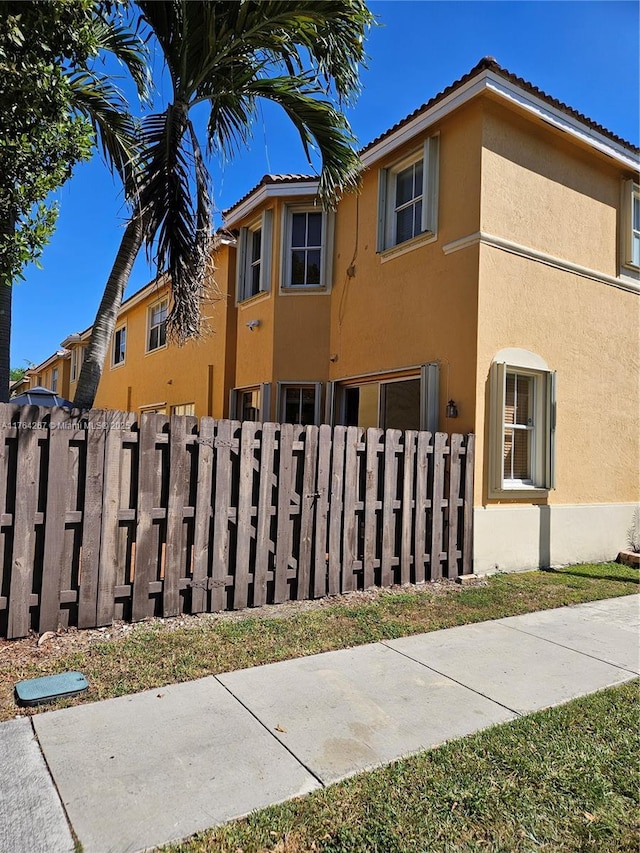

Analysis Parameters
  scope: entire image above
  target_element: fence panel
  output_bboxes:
[0,406,474,638]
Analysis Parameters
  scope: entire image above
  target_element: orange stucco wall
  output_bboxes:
[475,98,640,506]
[326,100,485,435]
[93,246,235,418]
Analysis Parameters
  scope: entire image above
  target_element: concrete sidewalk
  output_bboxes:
[1,595,638,853]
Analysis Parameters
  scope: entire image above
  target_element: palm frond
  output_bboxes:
[137,106,213,343]
[89,12,152,104]
[68,70,142,195]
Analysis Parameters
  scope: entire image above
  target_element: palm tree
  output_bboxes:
[73,0,373,408]
[0,2,148,402]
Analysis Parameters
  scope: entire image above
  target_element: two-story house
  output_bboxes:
[29,58,639,574]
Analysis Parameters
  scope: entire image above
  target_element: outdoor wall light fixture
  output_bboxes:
[446,399,458,418]
[246,319,261,331]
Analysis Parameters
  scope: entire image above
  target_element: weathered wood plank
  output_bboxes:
[297,425,318,600]
[78,412,107,628]
[7,406,41,638]
[363,429,383,590]
[191,417,215,613]
[430,432,448,581]
[447,433,463,577]
[39,409,71,633]
[164,415,190,617]
[96,412,135,626]
[274,423,294,604]
[234,421,258,609]
[132,413,160,621]
[328,425,346,596]
[462,434,475,575]
[381,429,402,588]
[400,430,417,585]
[254,422,276,606]
[313,424,332,598]
[211,419,237,611]
[413,431,432,584]
[341,426,360,593]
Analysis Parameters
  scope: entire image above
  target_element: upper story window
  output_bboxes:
[621,180,640,271]
[281,206,333,291]
[112,326,126,367]
[51,367,58,392]
[489,349,556,498]
[70,347,84,382]
[147,300,167,352]
[237,210,273,302]
[377,135,439,255]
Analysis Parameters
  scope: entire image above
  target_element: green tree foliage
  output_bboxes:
[74,0,374,407]
[0,0,147,402]
[0,1,97,287]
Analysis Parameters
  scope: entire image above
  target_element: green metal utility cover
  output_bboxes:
[15,672,89,706]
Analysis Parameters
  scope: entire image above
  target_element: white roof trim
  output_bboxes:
[224,181,320,228]
[361,70,639,172]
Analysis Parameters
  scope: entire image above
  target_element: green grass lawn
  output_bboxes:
[164,680,639,853]
[0,561,636,722]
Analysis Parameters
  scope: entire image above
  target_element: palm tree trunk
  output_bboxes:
[0,281,11,404]
[73,216,144,409]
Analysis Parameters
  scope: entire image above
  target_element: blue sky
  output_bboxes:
[11,0,639,369]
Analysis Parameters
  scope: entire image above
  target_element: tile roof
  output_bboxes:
[223,57,638,221]
[361,57,639,157]
[223,173,317,218]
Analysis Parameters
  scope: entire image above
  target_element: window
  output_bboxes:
[282,207,333,290]
[171,403,195,416]
[237,210,273,301]
[621,180,640,270]
[230,384,271,423]
[239,389,260,422]
[279,383,322,425]
[378,135,439,253]
[113,326,126,366]
[51,368,58,393]
[489,351,556,496]
[331,364,439,432]
[70,347,84,382]
[148,300,167,352]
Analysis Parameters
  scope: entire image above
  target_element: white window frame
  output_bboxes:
[621,179,640,272]
[377,135,439,256]
[281,205,334,292]
[112,325,127,367]
[147,299,168,353]
[489,352,556,498]
[278,382,322,425]
[171,403,195,416]
[70,347,84,382]
[236,210,273,302]
[51,367,58,393]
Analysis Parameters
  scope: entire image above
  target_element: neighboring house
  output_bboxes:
[26,58,640,573]
[22,350,71,398]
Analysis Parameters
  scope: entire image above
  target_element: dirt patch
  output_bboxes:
[0,578,477,674]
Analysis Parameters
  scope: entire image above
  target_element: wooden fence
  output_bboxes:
[0,404,474,639]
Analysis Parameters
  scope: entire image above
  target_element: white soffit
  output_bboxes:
[224,181,320,228]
